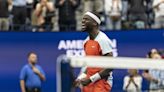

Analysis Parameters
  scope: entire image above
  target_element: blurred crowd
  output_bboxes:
[0,0,164,32]
[123,48,164,92]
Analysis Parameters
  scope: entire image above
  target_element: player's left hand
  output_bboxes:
[73,79,81,87]
[80,78,91,86]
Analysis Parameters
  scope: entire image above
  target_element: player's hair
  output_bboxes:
[92,12,101,26]
[86,12,101,26]
[92,12,101,20]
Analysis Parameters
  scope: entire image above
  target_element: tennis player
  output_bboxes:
[74,12,114,92]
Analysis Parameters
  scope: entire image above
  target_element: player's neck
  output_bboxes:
[88,29,99,40]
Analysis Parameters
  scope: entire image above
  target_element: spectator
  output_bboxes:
[83,0,103,14]
[12,0,27,31]
[82,0,104,29]
[142,49,164,92]
[127,0,148,29]
[26,0,34,23]
[123,69,143,92]
[152,0,164,29]
[121,0,129,29]
[147,0,154,29]
[0,0,12,31]
[34,0,55,32]
[104,0,122,30]
[20,52,46,92]
[55,0,80,31]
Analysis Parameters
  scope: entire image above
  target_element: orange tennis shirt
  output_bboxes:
[82,31,113,92]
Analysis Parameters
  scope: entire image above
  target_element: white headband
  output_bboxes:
[84,12,101,25]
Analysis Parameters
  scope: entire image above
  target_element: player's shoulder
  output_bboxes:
[98,31,109,39]
[96,31,112,42]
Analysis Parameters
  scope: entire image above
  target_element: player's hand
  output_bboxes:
[32,66,40,74]
[73,79,81,87]
[80,78,91,86]
[73,79,84,89]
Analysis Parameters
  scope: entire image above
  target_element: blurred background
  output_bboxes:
[1,0,164,32]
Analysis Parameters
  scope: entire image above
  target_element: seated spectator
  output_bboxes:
[127,0,148,29]
[0,0,12,31]
[104,0,122,30]
[55,0,80,31]
[152,0,164,29]
[123,69,143,92]
[34,0,55,32]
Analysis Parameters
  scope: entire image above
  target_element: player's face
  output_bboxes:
[28,53,37,64]
[81,15,94,32]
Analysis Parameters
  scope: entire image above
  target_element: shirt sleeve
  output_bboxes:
[99,38,113,55]
[20,66,26,80]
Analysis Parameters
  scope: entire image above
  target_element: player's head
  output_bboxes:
[28,52,38,64]
[82,12,101,32]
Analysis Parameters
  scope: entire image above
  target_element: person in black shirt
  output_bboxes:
[55,0,80,31]
[127,0,149,29]
[0,0,12,31]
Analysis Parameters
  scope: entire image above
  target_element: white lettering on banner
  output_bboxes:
[58,40,83,50]
[111,39,118,57]
[58,39,118,57]
[66,50,85,57]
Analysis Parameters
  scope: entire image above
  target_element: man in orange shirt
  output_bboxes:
[74,12,114,92]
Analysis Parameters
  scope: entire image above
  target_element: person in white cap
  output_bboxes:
[74,12,114,92]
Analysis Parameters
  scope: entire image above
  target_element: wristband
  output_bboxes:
[90,73,101,83]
